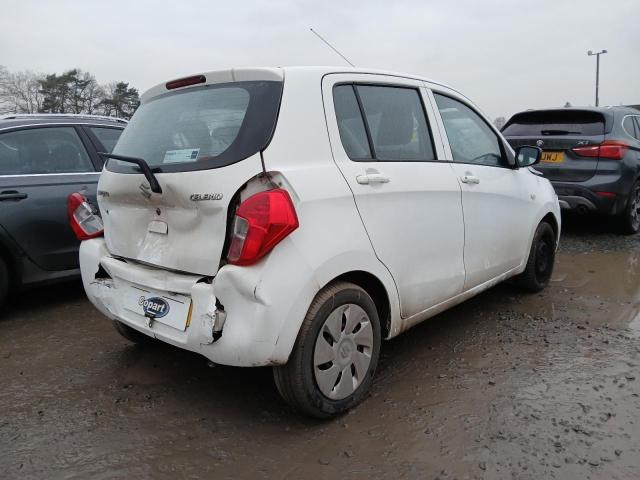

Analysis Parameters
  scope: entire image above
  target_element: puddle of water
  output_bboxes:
[551,250,640,332]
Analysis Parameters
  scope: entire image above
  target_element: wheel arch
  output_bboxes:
[0,236,20,290]
[519,206,561,276]
[327,270,392,339]
[541,211,560,244]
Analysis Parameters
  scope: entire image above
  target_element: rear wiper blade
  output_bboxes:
[97,152,162,194]
[540,129,580,136]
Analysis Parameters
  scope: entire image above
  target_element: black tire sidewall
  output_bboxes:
[531,222,556,289]
[621,181,640,235]
[0,257,8,307]
[112,320,156,345]
[298,287,381,417]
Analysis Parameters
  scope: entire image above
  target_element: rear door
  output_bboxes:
[83,125,124,156]
[323,74,465,319]
[623,114,640,168]
[0,125,100,271]
[502,110,606,182]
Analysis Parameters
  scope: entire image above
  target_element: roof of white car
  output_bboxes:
[140,66,461,103]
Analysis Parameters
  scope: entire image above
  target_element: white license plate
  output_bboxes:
[123,284,191,331]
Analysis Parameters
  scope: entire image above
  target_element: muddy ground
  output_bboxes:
[1,216,639,480]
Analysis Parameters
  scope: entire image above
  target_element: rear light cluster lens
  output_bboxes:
[67,192,104,240]
[572,140,628,160]
[227,189,299,266]
[595,191,617,199]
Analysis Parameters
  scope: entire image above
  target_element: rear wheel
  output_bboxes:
[619,180,640,235]
[112,320,157,345]
[273,282,381,418]
[0,257,8,309]
[514,221,556,292]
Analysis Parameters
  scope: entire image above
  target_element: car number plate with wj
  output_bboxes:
[123,285,191,331]
[541,151,565,164]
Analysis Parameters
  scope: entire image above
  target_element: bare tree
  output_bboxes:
[83,78,105,115]
[0,66,44,114]
[0,66,137,118]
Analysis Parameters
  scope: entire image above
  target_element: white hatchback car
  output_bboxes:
[75,67,560,417]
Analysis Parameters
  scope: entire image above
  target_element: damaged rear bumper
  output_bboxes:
[80,238,313,367]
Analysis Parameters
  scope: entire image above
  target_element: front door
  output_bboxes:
[432,92,535,289]
[323,74,465,319]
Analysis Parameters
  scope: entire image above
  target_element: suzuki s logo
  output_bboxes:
[190,193,223,201]
[139,183,151,199]
[139,296,169,318]
[536,139,544,147]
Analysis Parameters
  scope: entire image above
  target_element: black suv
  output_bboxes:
[0,114,126,307]
[503,107,640,234]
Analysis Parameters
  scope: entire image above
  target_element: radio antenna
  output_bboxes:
[310,28,355,67]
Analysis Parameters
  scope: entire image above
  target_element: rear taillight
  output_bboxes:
[227,189,299,266]
[599,141,628,160]
[595,191,617,198]
[67,192,104,240]
[572,140,628,160]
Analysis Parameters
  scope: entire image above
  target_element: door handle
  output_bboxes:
[356,173,390,185]
[460,175,480,185]
[0,191,28,201]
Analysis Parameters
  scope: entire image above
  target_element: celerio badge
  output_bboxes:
[190,193,223,201]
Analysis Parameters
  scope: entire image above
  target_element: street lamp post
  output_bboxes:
[587,49,607,107]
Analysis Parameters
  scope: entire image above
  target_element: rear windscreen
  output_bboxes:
[107,80,283,174]
[502,111,605,136]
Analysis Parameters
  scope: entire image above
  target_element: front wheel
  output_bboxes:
[619,181,640,235]
[273,282,381,418]
[513,221,556,292]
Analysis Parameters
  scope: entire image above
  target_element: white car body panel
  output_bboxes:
[98,155,263,276]
[450,163,539,288]
[322,74,466,318]
[80,66,560,368]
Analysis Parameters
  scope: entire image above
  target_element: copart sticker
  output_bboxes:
[139,296,170,318]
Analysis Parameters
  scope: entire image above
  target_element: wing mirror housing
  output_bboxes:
[515,145,542,168]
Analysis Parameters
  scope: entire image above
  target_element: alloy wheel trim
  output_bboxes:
[313,303,374,400]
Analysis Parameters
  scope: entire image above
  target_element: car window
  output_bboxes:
[333,85,372,159]
[502,110,605,137]
[90,127,123,153]
[0,127,94,175]
[434,93,505,167]
[110,81,282,174]
[633,115,640,140]
[622,116,637,140]
[355,85,435,161]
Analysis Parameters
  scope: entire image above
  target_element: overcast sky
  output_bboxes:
[1,0,638,119]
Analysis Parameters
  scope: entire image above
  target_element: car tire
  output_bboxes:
[514,221,556,293]
[619,180,640,235]
[273,281,381,419]
[0,256,8,309]
[112,320,157,345]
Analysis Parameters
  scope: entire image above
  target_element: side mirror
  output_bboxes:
[515,145,542,168]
